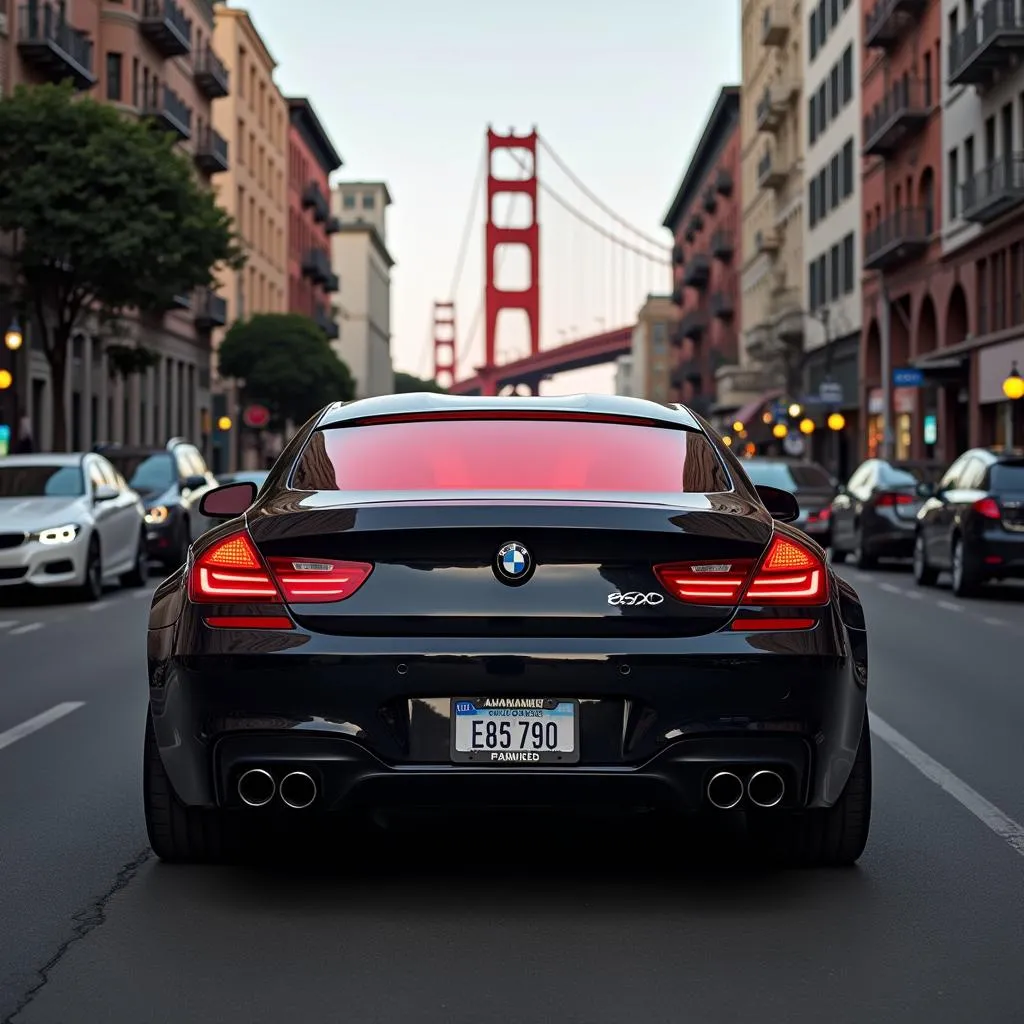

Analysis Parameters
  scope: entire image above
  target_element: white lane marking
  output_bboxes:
[0,702,86,753]
[983,616,1006,626]
[937,600,963,612]
[0,620,16,630]
[870,712,1024,858]
[133,590,152,599]
[10,622,42,635]
[904,590,922,600]
[87,602,106,612]
[879,582,903,594]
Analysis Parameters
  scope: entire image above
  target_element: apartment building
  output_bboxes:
[740,0,805,430]
[662,87,742,426]
[627,295,677,404]
[209,3,287,471]
[330,182,395,398]
[803,0,860,471]
[287,97,341,348]
[936,0,1024,449]
[860,0,947,460]
[3,0,231,452]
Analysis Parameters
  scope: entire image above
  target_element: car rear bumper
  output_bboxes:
[148,616,868,815]
[975,529,1024,577]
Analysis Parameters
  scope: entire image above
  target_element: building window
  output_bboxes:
[830,0,839,27]
[817,0,826,46]
[965,135,975,180]
[817,84,826,134]
[818,166,827,212]
[809,10,818,60]
[362,194,375,209]
[809,261,819,310]
[343,194,356,209]
[842,233,854,293]
[830,65,839,118]
[948,148,959,219]
[842,138,854,197]
[923,51,932,107]
[106,53,122,102]
[809,179,817,227]
[830,243,840,300]
[830,153,840,209]
[841,46,853,104]
[809,95,817,145]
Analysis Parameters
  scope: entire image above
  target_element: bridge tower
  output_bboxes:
[483,128,540,396]
[432,301,456,389]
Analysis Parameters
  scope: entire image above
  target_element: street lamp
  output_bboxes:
[1003,362,1023,450]
[788,402,802,418]
[828,412,846,432]
[799,417,816,435]
[772,422,788,439]
[0,369,11,390]
[732,420,744,434]
[3,318,21,351]
[217,415,233,431]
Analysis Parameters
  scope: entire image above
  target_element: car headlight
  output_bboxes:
[146,505,170,525]
[34,524,81,545]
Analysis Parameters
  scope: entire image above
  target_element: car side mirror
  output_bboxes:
[199,481,257,519]
[755,484,800,523]
[182,474,207,492]
[94,483,119,502]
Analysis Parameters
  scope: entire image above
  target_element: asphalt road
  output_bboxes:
[2,561,1024,1023]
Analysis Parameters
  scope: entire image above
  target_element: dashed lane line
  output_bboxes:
[0,620,16,630]
[983,616,1007,626]
[937,600,963,612]
[870,711,1024,859]
[10,622,43,635]
[0,702,86,753]
[879,582,903,594]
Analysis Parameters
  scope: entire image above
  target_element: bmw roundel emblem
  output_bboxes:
[495,541,532,584]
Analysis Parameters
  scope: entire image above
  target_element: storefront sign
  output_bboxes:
[893,367,923,387]
[923,414,937,446]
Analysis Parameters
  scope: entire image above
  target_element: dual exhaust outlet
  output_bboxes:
[707,769,784,810]
[237,768,317,809]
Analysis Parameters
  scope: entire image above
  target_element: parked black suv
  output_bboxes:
[913,448,1024,596]
[95,438,218,570]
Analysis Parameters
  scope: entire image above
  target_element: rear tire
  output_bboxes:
[912,532,938,587]
[143,712,239,864]
[121,530,149,588]
[750,715,872,868]
[951,537,982,598]
[851,530,877,569]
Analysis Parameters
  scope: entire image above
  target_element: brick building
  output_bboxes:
[661,85,742,429]
[286,97,341,341]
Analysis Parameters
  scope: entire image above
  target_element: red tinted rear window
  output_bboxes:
[292,418,730,493]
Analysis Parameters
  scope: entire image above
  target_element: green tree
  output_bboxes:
[0,82,245,449]
[217,313,355,427]
[393,371,447,394]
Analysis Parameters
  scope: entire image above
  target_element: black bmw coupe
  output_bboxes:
[144,394,871,866]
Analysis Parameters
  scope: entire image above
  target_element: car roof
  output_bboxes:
[316,393,703,430]
[0,452,86,467]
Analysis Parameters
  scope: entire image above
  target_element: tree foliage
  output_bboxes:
[0,83,245,448]
[393,371,447,394]
[217,313,355,426]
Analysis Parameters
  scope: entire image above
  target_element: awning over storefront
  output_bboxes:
[733,389,783,428]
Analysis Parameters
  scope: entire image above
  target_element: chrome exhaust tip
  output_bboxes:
[279,771,317,810]
[747,769,785,808]
[237,768,275,808]
[707,771,744,810]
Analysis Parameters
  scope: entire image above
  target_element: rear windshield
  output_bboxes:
[741,461,832,491]
[292,418,731,493]
[884,461,944,487]
[990,463,1024,491]
[106,453,176,495]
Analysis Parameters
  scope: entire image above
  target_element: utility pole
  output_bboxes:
[878,278,894,461]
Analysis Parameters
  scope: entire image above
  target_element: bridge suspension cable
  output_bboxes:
[536,134,669,251]
[448,141,488,301]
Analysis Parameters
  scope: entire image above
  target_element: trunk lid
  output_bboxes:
[246,493,775,638]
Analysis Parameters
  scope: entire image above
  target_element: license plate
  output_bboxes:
[450,697,579,764]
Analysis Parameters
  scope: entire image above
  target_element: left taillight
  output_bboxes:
[187,530,373,629]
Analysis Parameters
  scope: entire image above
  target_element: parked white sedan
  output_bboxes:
[0,452,148,601]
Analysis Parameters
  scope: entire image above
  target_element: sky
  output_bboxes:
[234,0,740,394]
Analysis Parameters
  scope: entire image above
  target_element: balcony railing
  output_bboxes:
[324,271,340,293]
[325,215,342,235]
[141,84,192,140]
[948,0,1024,87]
[670,285,684,307]
[702,186,717,214]
[961,153,1024,223]
[682,253,710,289]
[314,304,339,340]
[755,229,779,255]
[302,248,332,284]
[671,243,684,266]
[302,181,329,223]
[864,207,931,270]
[193,289,227,329]
[762,1,789,45]
[140,0,192,57]
[756,89,782,133]
[863,76,929,156]
[757,149,787,189]
[710,291,734,319]
[711,227,734,261]
[16,2,96,90]
[864,0,928,50]
[194,126,228,174]
[193,46,229,98]
[716,168,734,197]
[680,309,707,341]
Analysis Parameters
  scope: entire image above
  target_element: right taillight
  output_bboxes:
[742,535,829,606]
[266,557,373,603]
[654,535,828,609]
[973,497,1001,519]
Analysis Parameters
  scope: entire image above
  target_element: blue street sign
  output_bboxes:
[893,367,923,387]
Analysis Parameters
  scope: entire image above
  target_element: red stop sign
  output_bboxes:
[242,404,270,428]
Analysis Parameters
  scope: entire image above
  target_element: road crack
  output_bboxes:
[2,847,153,1023]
